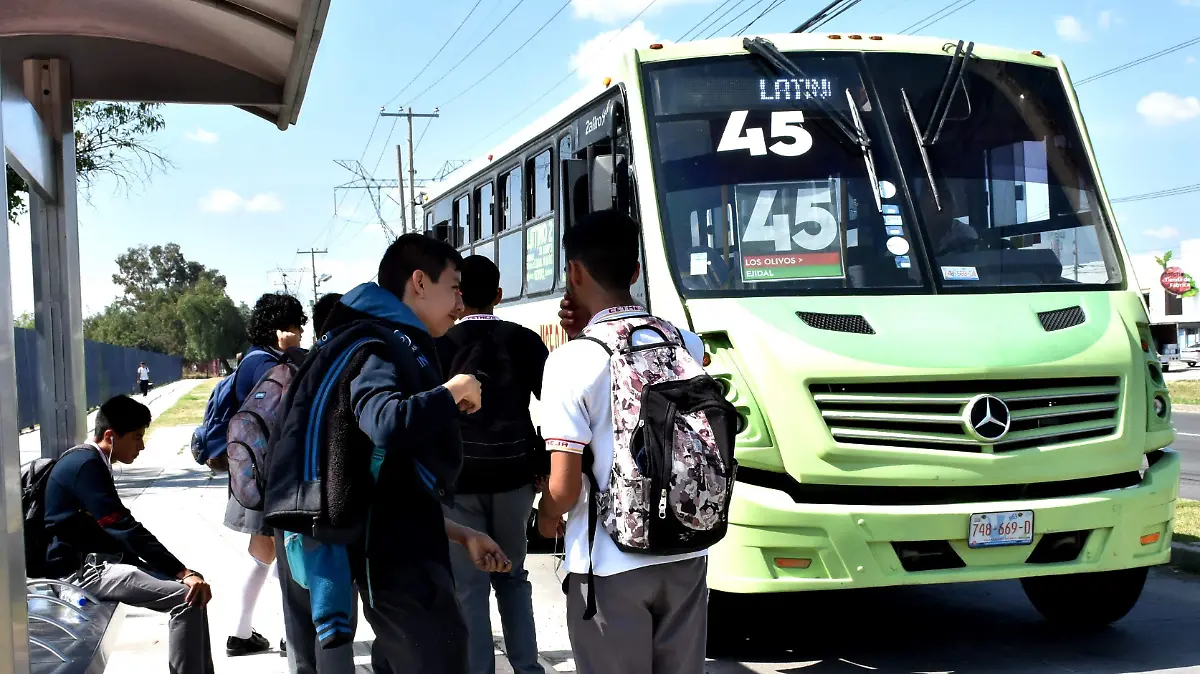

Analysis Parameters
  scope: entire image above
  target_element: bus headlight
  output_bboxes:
[1154,395,1167,418]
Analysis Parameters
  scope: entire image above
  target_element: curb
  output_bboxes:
[1172,541,1200,574]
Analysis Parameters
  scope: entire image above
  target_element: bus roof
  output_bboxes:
[423,33,1065,204]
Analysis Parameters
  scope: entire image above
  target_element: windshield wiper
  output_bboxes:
[743,36,882,211]
[901,40,975,211]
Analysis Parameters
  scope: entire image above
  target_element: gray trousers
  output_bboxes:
[443,485,544,674]
[566,557,709,674]
[274,531,359,674]
[76,562,215,674]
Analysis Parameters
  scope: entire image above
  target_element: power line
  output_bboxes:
[706,0,771,39]
[793,0,867,33]
[398,0,532,108]
[1111,183,1200,204]
[467,0,666,149]
[901,0,981,35]
[679,0,740,40]
[437,0,575,109]
[1075,36,1200,86]
[737,0,791,35]
[383,0,484,108]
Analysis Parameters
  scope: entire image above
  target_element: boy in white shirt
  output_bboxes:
[537,210,710,674]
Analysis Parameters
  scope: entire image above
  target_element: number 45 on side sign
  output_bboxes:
[718,110,813,157]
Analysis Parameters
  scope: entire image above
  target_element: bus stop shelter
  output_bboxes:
[0,1,332,671]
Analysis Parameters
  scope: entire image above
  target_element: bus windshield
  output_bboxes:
[641,51,1123,297]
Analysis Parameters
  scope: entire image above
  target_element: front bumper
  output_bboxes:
[709,450,1181,593]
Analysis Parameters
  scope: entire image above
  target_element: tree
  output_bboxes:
[14,312,34,330]
[177,278,247,360]
[112,243,226,307]
[85,243,244,357]
[7,102,171,222]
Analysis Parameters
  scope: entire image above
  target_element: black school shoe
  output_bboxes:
[226,631,271,657]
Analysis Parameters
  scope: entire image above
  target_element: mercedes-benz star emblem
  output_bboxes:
[964,394,1011,442]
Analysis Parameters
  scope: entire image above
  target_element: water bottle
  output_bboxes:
[58,587,89,608]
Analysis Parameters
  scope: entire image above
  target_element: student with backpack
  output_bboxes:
[38,396,215,674]
[536,210,739,674]
[436,256,549,674]
[196,292,307,656]
[265,292,363,674]
[264,234,510,673]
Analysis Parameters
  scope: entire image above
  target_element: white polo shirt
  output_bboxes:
[540,306,708,577]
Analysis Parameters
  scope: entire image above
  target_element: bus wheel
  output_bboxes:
[1020,567,1148,628]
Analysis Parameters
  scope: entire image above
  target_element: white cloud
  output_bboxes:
[571,21,663,83]
[1145,226,1181,240]
[1097,10,1114,29]
[245,193,284,212]
[199,188,284,213]
[184,128,219,144]
[1136,91,1200,126]
[1055,16,1089,42]
[1188,56,1197,65]
[1180,0,1200,6]
[571,0,708,23]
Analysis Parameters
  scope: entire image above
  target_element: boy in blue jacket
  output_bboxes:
[267,234,509,674]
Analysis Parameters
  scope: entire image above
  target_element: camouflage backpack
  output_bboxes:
[575,315,738,616]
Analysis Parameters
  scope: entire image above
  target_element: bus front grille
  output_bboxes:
[809,377,1122,454]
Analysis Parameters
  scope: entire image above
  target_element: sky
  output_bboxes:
[7,0,1200,318]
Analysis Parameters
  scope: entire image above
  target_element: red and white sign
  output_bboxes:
[1161,266,1194,296]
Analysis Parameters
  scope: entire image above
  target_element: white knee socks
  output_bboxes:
[233,556,271,640]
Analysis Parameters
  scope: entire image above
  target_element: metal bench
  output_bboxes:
[26,579,125,674]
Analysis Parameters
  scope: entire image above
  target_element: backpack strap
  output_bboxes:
[582,445,600,622]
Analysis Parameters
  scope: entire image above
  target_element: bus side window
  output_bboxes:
[477,182,494,241]
[454,194,470,247]
[501,167,524,232]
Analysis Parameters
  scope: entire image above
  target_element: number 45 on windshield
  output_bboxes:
[718,110,813,157]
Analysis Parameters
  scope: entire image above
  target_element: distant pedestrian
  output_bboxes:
[437,256,549,674]
[44,395,216,674]
[137,361,151,397]
[537,210,737,674]
[224,293,308,657]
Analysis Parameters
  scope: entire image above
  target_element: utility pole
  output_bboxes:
[381,107,440,234]
[396,144,408,234]
[298,249,329,303]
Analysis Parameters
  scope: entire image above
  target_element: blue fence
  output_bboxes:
[14,327,183,430]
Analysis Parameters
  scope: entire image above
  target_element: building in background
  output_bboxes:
[1132,239,1200,363]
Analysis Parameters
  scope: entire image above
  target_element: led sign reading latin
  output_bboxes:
[759,78,834,102]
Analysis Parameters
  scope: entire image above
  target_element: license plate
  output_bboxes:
[968,510,1034,549]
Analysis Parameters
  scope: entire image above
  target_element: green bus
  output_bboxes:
[422,31,1180,628]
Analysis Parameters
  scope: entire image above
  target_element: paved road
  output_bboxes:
[1173,411,1200,500]
[514,554,1200,674]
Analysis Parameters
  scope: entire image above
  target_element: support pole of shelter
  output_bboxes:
[25,60,85,460]
[0,54,33,674]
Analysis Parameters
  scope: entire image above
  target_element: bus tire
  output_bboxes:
[1020,566,1148,628]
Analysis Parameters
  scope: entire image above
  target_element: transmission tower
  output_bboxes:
[334,159,400,241]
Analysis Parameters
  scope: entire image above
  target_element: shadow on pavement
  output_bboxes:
[707,570,1200,673]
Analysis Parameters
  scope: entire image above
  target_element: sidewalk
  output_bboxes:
[18,378,199,465]
[100,380,579,673]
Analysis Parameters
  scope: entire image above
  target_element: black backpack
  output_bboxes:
[20,445,88,578]
[445,323,539,484]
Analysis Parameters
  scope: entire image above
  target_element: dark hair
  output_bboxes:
[94,395,151,440]
[313,293,343,335]
[563,209,640,292]
[377,233,463,299]
[459,256,501,310]
[247,293,308,348]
